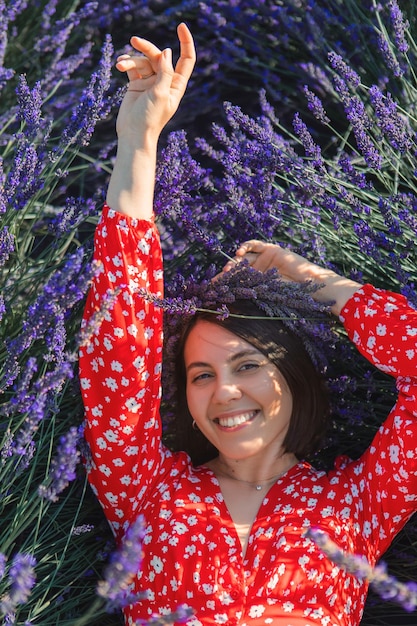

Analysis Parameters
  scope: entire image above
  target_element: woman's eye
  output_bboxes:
[191,372,211,383]
[239,362,259,372]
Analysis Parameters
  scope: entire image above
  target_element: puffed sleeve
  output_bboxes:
[79,205,165,538]
[339,284,417,560]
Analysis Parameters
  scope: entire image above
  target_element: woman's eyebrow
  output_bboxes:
[186,349,260,372]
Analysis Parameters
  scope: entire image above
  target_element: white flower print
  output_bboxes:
[367,336,376,349]
[111,360,123,372]
[173,522,188,535]
[104,429,118,443]
[125,398,140,412]
[105,492,118,504]
[363,520,372,538]
[103,337,113,351]
[105,377,118,391]
[376,323,387,336]
[138,238,151,254]
[80,377,91,389]
[99,464,111,477]
[384,301,398,313]
[96,437,107,450]
[127,323,138,337]
[248,605,265,617]
[320,506,333,518]
[150,556,163,573]
[133,355,145,370]
[389,444,400,463]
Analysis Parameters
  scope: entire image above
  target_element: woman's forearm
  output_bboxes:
[106,136,158,221]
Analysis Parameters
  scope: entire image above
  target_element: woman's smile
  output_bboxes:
[213,409,260,430]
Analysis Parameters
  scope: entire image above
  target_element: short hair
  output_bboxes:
[166,299,330,466]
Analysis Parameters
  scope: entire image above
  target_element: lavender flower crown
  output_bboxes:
[158,261,338,425]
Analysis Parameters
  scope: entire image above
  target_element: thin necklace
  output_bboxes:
[214,467,290,491]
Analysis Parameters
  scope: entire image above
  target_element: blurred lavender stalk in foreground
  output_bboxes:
[306,527,417,612]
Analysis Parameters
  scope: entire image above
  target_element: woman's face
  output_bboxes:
[183,320,293,463]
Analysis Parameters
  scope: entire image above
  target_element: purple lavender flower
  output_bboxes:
[47,196,96,237]
[332,76,383,169]
[34,2,97,57]
[377,32,403,77]
[337,153,370,190]
[140,605,194,625]
[293,112,325,169]
[10,361,74,464]
[40,0,59,30]
[4,247,92,386]
[0,552,37,616]
[38,426,81,502]
[328,52,361,88]
[0,226,14,267]
[388,0,409,54]
[5,134,44,210]
[303,85,330,124]
[0,553,7,579]
[15,76,46,139]
[97,514,146,609]
[58,33,113,148]
[369,84,412,153]
[306,528,417,612]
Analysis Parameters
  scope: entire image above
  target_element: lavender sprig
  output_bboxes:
[306,528,417,612]
[38,425,81,502]
[0,553,37,618]
[96,515,146,610]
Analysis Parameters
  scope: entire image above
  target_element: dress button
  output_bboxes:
[230,589,240,600]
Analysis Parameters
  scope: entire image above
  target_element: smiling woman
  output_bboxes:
[170,299,329,467]
[79,23,417,626]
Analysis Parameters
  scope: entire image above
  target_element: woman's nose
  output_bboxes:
[212,378,242,403]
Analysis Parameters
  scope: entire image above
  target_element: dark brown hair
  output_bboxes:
[165,299,330,466]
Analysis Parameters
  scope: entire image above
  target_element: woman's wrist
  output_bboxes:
[106,139,158,220]
[307,267,361,316]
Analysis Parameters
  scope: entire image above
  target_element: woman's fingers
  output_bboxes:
[115,54,155,81]
[173,23,196,85]
[117,23,195,99]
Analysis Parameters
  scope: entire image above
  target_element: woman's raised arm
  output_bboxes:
[106,22,196,220]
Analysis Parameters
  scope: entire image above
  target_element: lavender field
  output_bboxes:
[1,1,417,624]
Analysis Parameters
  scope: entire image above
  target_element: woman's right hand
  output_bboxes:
[114,22,196,144]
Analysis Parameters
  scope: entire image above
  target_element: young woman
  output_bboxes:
[79,23,417,626]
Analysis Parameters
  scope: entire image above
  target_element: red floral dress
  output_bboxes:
[80,206,417,626]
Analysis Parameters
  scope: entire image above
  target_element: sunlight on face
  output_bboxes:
[184,320,293,462]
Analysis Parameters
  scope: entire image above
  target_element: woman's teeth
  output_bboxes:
[217,411,257,428]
